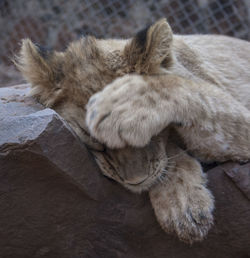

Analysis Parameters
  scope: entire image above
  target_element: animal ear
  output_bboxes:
[15,39,64,106]
[124,18,173,74]
[16,39,55,86]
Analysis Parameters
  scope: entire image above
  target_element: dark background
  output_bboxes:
[1,0,250,86]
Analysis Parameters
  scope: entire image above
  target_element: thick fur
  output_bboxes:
[16,18,250,243]
[150,142,214,243]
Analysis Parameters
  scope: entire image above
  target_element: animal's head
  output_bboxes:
[16,18,173,191]
[92,133,169,192]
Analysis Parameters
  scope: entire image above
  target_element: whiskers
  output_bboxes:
[157,168,169,184]
[156,156,199,186]
[166,140,205,163]
[167,148,189,161]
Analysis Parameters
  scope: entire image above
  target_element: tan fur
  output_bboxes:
[150,142,214,243]
[16,18,250,243]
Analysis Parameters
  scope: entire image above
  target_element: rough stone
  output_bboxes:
[222,162,250,200]
[0,85,250,258]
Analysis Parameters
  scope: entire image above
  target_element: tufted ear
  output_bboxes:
[15,39,64,106]
[16,39,54,86]
[124,18,173,74]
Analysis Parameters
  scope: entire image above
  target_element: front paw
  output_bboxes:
[150,183,214,244]
[173,195,214,243]
[86,75,161,148]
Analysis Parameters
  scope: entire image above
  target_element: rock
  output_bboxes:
[0,85,250,258]
[0,84,42,118]
[222,162,250,200]
[0,85,106,200]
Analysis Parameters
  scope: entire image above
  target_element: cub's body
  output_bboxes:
[17,19,250,243]
[174,34,250,108]
[170,35,250,161]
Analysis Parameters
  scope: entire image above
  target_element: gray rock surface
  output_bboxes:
[0,85,250,258]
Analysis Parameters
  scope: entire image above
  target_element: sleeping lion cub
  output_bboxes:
[16,18,250,243]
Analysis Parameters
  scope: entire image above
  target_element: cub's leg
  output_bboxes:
[149,144,214,243]
[86,73,250,161]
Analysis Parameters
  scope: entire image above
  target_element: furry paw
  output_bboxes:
[172,195,214,243]
[86,75,163,148]
[150,182,214,244]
